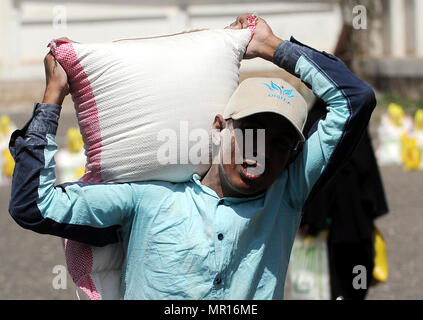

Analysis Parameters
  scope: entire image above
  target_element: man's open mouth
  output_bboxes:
[240,159,264,181]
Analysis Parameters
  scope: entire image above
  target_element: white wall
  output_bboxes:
[0,0,342,81]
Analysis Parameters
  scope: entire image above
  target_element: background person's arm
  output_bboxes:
[8,54,135,246]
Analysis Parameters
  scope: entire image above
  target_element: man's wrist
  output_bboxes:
[42,86,66,105]
[260,35,283,62]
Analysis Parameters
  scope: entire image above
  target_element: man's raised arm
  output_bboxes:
[230,14,376,208]
[8,53,135,246]
[272,32,376,209]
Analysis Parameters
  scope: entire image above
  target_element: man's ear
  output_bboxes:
[213,114,227,131]
[212,115,227,147]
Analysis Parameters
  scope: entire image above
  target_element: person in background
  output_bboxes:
[299,24,389,300]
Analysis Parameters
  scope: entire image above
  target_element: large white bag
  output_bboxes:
[50,28,252,300]
[50,29,251,183]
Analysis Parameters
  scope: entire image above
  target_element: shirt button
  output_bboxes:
[214,277,222,285]
[218,233,224,241]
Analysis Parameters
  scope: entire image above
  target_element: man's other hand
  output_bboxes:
[42,49,69,105]
[225,13,283,62]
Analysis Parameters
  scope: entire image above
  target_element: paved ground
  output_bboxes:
[0,104,422,300]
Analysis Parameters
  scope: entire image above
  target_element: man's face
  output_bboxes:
[217,112,299,197]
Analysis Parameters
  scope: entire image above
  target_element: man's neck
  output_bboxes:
[200,164,224,198]
[201,164,242,199]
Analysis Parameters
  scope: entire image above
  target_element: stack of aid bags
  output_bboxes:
[376,103,423,170]
[376,103,413,166]
[401,109,423,170]
[48,27,252,299]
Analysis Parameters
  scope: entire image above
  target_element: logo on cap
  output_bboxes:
[262,80,297,104]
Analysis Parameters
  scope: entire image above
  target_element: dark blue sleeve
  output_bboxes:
[8,103,135,246]
[272,38,376,208]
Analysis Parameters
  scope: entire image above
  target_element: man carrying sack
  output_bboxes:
[8,14,376,299]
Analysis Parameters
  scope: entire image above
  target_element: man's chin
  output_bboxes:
[220,164,266,197]
[233,168,267,195]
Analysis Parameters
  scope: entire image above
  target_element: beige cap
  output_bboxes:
[223,77,307,142]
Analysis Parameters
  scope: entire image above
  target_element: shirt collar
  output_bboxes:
[190,174,265,204]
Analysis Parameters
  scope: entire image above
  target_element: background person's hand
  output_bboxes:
[42,50,69,105]
[225,13,283,61]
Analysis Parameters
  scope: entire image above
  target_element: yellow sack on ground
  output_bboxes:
[387,103,405,127]
[415,109,423,130]
[2,149,15,177]
[400,133,421,170]
[372,227,389,284]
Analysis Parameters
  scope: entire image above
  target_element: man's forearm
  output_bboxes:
[272,37,375,112]
[9,103,62,232]
[257,35,283,62]
[9,102,132,246]
[272,36,376,146]
[42,86,66,105]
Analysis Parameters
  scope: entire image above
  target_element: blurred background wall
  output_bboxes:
[0,0,423,89]
[0,0,342,78]
[0,0,343,108]
[1,0,422,105]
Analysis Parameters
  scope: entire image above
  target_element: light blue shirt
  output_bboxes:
[120,173,302,299]
[9,37,376,299]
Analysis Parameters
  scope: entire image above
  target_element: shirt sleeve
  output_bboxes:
[8,103,136,246]
[273,37,377,210]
